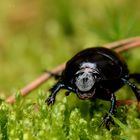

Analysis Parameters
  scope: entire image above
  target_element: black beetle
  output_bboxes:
[46,47,140,129]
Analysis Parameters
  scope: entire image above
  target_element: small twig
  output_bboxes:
[6,37,140,104]
[114,41,140,53]
[6,63,66,104]
[103,37,140,50]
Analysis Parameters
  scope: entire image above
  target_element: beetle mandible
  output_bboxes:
[45,47,140,129]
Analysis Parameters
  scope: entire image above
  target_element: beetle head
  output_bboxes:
[75,68,95,92]
[74,63,100,99]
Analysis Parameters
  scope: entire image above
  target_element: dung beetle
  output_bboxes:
[46,47,140,129]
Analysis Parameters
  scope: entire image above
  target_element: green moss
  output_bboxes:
[0,91,140,139]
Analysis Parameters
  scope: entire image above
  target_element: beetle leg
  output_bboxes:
[45,81,64,105]
[63,85,78,96]
[105,93,116,129]
[122,78,140,101]
[66,86,76,93]
[100,93,116,130]
[129,73,140,83]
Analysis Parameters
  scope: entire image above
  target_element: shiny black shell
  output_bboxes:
[61,47,129,98]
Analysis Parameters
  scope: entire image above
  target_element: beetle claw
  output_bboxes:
[99,114,114,130]
[104,116,111,130]
[45,96,55,106]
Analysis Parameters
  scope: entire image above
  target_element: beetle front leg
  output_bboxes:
[102,93,116,130]
[45,82,64,105]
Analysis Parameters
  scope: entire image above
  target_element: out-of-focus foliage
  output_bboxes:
[0,0,140,96]
[1,0,140,139]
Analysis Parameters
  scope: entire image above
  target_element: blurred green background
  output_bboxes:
[0,0,140,99]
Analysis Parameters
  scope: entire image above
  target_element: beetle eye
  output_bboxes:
[75,72,95,92]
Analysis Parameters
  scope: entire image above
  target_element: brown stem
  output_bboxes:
[103,37,140,50]
[114,41,140,53]
[6,63,66,104]
[6,37,140,104]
